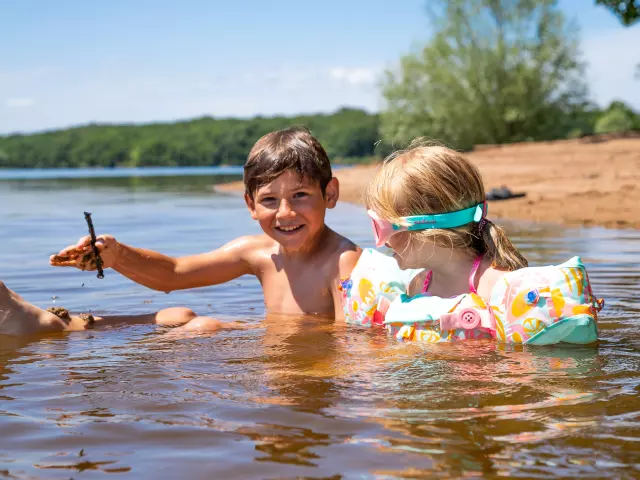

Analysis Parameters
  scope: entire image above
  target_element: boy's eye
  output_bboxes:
[293,192,309,199]
[260,196,277,204]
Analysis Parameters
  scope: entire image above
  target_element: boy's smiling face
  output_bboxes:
[245,170,339,253]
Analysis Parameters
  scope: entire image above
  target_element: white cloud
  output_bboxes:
[329,67,379,87]
[6,97,35,108]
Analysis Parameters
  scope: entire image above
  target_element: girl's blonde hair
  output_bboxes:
[365,139,527,271]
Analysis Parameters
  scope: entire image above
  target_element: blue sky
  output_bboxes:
[1,0,639,134]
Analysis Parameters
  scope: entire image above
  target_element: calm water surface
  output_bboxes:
[0,173,638,479]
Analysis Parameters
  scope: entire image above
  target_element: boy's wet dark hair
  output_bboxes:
[243,126,333,199]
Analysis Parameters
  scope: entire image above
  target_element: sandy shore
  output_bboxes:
[216,136,640,229]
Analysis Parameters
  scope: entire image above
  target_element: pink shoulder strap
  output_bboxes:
[422,270,433,294]
[468,255,483,294]
[422,254,483,295]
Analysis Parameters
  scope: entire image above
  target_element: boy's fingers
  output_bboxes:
[50,259,82,267]
[76,236,107,253]
[50,235,111,270]
[50,252,82,264]
[57,245,86,257]
[76,236,91,248]
[50,249,95,265]
[57,235,109,256]
[94,238,107,251]
[50,253,75,264]
[51,260,96,271]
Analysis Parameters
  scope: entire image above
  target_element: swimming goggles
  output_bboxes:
[367,202,487,247]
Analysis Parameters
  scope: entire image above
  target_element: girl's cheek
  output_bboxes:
[388,232,408,251]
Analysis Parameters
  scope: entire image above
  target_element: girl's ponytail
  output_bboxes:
[481,220,528,270]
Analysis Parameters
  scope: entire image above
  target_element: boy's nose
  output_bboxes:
[276,199,295,218]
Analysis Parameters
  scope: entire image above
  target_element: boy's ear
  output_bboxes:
[244,193,258,220]
[325,177,339,209]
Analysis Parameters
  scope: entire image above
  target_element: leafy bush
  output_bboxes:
[594,108,635,134]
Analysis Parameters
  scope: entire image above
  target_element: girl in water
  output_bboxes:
[343,140,601,345]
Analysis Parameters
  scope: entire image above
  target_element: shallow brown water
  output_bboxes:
[0,174,638,478]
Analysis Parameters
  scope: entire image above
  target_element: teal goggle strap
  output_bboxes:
[395,203,487,232]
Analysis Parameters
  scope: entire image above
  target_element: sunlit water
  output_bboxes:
[0,172,638,479]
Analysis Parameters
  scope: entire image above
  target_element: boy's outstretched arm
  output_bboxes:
[50,235,255,292]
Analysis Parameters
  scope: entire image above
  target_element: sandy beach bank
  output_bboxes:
[216,136,640,229]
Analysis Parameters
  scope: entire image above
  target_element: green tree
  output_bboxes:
[595,110,634,134]
[381,0,588,150]
[595,0,639,26]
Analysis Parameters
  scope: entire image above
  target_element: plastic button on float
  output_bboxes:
[458,308,480,329]
[525,289,539,305]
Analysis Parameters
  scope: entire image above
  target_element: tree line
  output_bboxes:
[1,100,638,169]
[0,109,385,169]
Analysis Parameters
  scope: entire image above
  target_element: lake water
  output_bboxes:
[0,171,638,479]
[0,166,245,180]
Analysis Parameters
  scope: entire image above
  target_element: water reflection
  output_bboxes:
[1,173,242,193]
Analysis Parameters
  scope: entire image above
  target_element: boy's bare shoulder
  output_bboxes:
[230,234,278,253]
[324,229,362,277]
[231,234,275,247]
[226,234,279,265]
[323,229,360,254]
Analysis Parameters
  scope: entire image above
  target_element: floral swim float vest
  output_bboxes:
[339,249,603,345]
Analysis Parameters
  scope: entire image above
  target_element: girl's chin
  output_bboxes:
[392,252,420,271]
[391,251,404,266]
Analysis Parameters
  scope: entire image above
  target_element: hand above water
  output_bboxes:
[50,235,119,271]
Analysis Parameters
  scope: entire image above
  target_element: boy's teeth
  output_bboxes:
[279,226,300,232]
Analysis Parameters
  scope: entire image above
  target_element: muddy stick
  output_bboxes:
[83,212,105,279]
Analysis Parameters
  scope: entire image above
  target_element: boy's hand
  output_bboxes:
[50,235,119,271]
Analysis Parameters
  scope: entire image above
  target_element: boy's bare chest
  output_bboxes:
[258,261,335,316]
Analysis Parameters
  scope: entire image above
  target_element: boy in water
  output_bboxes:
[0,127,362,336]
